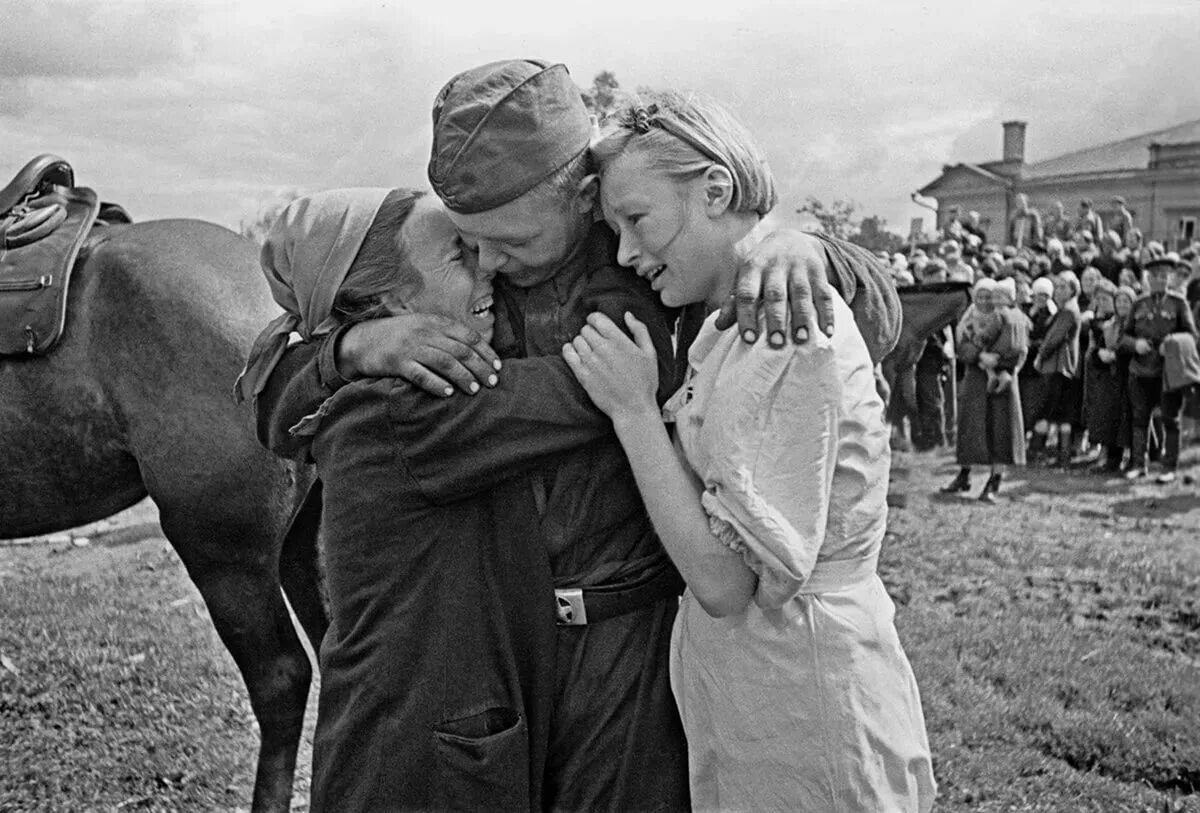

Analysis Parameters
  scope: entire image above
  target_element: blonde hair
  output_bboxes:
[591,89,777,217]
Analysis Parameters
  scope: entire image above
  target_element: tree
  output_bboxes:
[581,70,622,122]
[239,190,300,246]
[796,196,859,241]
[852,215,907,254]
[796,196,906,253]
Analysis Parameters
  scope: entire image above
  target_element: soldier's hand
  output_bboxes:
[715,230,835,347]
[336,313,501,397]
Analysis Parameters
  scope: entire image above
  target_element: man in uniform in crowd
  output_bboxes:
[1121,255,1198,484]
[1009,192,1043,249]
[1109,196,1135,245]
[962,210,987,249]
[1044,200,1073,242]
[252,59,903,809]
[1077,198,1105,244]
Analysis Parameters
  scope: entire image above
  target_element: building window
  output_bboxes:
[1180,216,1197,244]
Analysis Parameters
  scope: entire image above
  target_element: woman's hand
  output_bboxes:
[1097,348,1116,364]
[562,312,660,421]
[978,351,1000,369]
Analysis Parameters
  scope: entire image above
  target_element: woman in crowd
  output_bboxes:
[944,275,1030,501]
[1118,266,1142,294]
[563,90,935,811]
[1020,276,1056,432]
[1029,272,1083,467]
[1078,266,1102,313]
[1082,279,1128,472]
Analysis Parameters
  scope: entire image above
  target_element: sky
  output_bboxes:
[2,0,1198,236]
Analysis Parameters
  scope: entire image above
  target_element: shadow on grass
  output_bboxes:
[1109,493,1200,520]
[998,468,1142,500]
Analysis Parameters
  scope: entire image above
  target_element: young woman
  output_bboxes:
[561,91,935,812]
[1082,279,1126,472]
[1029,272,1083,468]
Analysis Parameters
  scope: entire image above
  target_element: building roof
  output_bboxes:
[917,162,1010,196]
[1023,118,1200,179]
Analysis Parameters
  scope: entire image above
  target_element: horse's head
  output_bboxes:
[885,281,973,372]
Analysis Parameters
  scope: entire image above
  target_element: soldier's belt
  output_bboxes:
[554,561,684,626]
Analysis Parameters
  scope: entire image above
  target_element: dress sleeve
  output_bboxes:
[695,332,841,609]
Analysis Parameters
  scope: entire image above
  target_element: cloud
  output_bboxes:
[1,0,1198,234]
[0,0,199,78]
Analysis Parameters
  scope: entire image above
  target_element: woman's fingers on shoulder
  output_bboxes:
[585,311,622,335]
[624,311,655,350]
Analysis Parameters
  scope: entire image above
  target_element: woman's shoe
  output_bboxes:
[977,472,1002,503]
[940,469,971,493]
[1027,432,1047,466]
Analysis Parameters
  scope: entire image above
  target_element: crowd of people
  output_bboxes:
[884,198,1200,499]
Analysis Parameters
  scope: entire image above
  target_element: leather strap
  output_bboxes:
[554,559,684,626]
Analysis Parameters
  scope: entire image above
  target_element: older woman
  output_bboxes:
[1082,280,1128,472]
[236,188,670,811]
[1020,276,1057,428]
[1029,271,1083,468]
[562,91,935,812]
[943,276,1030,501]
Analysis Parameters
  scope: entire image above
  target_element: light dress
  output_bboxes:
[664,298,936,812]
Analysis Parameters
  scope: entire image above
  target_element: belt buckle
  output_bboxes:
[554,588,588,626]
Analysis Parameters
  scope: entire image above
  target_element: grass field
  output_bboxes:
[2,447,1198,812]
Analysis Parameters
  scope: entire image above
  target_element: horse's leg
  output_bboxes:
[156,506,311,813]
[278,480,328,652]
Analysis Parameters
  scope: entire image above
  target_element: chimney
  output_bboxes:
[1002,120,1027,164]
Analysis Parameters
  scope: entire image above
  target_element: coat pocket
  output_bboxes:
[433,707,530,811]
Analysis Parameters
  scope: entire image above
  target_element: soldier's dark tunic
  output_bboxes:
[1119,290,1198,471]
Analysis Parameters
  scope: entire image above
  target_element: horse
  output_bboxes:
[880,281,973,446]
[1,166,326,812]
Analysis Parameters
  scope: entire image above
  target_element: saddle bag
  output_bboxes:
[0,155,107,355]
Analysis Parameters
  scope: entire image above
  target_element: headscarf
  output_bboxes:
[973,276,998,295]
[1030,277,1054,298]
[234,188,392,404]
[993,277,1016,306]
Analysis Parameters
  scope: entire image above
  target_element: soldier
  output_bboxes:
[1044,200,1073,242]
[1076,198,1105,245]
[1120,255,1199,483]
[1110,196,1135,245]
[1009,193,1043,249]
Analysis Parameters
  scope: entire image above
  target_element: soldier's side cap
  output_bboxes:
[428,59,592,214]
